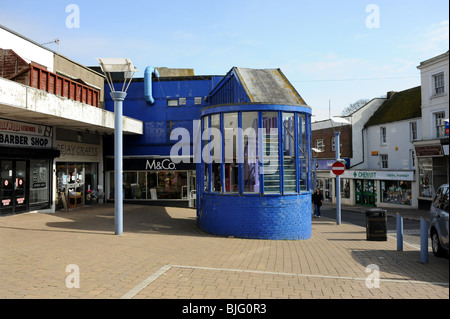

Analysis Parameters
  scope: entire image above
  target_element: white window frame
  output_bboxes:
[194,97,202,105]
[410,149,415,169]
[380,127,387,145]
[433,111,446,139]
[431,71,445,96]
[331,137,335,152]
[167,99,178,106]
[316,139,325,152]
[410,121,418,141]
[380,154,388,169]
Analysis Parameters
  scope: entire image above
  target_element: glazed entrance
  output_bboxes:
[0,160,27,214]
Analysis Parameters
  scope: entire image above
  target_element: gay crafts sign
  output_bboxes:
[0,119,53,149]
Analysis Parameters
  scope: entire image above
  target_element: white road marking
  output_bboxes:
[121,264,449,298]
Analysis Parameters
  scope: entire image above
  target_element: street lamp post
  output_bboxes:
[97,58,138,235]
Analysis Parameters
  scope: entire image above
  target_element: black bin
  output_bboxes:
[366,209,387,241]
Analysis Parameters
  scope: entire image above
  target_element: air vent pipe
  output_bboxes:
[144,66,159,104]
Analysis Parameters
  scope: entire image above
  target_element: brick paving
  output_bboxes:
[0,204,448,299]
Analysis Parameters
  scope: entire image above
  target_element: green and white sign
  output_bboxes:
[330,170,414,181]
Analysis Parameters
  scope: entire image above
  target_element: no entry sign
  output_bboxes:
[331,161,345,176]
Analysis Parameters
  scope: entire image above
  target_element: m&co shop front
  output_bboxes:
[0,118,59,214]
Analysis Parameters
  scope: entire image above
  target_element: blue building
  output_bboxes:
[104,67,313,240]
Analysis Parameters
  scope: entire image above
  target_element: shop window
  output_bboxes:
[381,180,412,205]
[30,160,50,205]
[242,112,259,193]
[224,112,239,193]
[340,178,350,199]
[147,172,158,199]
[156,171,186,199]
[418,158,433,198]
[118,171,188,200]
[262,112,279,193]
[123,172,138,199]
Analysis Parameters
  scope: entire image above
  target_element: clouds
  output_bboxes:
[401,20,449,58]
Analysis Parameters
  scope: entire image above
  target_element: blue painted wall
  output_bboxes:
[104,75,223,157]
[198,193,312,240]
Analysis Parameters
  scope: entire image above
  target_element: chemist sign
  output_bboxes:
[0,119,53,149]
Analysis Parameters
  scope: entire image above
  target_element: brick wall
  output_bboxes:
[312,125,352,159]
[0,49,30,84]
[198,193,312,240]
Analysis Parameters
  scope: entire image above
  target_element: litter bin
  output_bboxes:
[366,209,387,241]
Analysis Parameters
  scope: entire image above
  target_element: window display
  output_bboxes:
[381,180,412,205]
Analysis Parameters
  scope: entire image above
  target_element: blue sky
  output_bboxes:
[1,0,448,120]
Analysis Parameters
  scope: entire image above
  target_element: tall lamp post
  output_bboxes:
[97,58,138,235]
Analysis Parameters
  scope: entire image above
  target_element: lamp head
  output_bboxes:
[97,58,138,93]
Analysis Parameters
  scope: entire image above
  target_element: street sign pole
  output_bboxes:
[335,132,341,225]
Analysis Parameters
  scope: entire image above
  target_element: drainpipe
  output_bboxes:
[144,66,159,104]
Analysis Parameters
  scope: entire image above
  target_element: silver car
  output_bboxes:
[430,184,449,258]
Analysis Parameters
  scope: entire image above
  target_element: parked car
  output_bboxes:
[429,184,449,258]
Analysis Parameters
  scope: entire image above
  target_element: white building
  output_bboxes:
[414,51,449,209]
[312,97,386,206]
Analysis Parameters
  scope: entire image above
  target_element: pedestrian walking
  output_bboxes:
[312,188,324,218]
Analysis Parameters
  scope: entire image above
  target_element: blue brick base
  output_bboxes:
[197,194,312,240]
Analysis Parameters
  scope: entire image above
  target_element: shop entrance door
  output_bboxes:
[189,173,196,208]
[355,179,376,206]
[317,178,332,202]
[0,160,28,214]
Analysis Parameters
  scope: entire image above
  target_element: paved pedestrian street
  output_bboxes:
[0,204,448,300]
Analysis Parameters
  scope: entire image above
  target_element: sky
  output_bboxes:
[0,0,448,120]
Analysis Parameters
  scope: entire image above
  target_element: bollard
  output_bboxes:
[420,217,428,264]
[396,213,403,251]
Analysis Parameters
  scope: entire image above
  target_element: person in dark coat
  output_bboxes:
[312,188,324,218]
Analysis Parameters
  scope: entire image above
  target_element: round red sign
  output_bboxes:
[331,161,345,176]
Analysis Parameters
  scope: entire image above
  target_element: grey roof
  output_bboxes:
[234,67,308,106]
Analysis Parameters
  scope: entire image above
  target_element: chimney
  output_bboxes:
[387,91,396,99]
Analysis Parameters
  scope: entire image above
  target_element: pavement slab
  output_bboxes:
[0,204,448,300]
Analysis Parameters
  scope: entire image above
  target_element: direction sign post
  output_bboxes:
[334,132,342,225]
